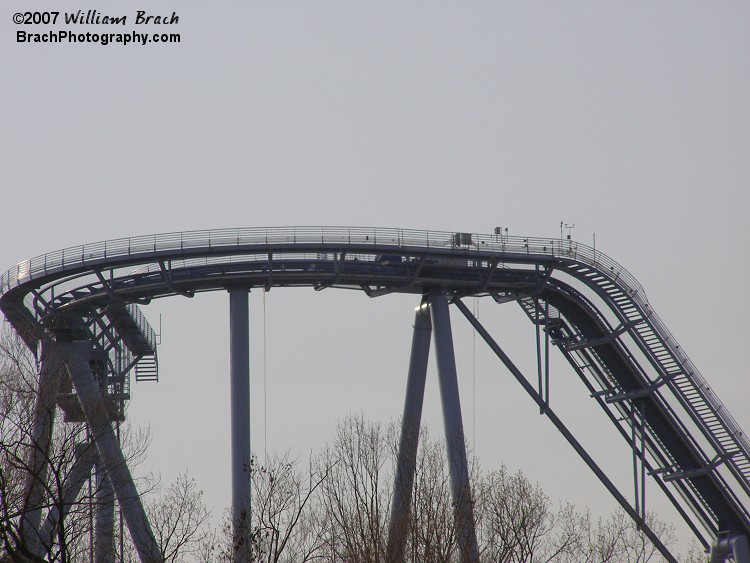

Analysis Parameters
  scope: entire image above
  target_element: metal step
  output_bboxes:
[135,353,159,382]
[559,261,750,503]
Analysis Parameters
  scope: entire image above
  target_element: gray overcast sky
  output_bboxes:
[2,0,749,550]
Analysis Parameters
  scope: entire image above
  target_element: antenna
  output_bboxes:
[560,222,576,256]
[562,222,575,240]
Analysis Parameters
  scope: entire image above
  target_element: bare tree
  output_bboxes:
[476,464,583,562]
[319,417,476,563]
[317,414,391,562]
[621,511,675,563]
[190,523,223,563]
[400,428,461,563]
[0,328,152,563]
[544,507,679,563]
[246,452,331,562]
[681,540,710,563]
[37,394,688,563]
[0,329,94,562]
[595,509,675,563]
[199,453,332,563]
[147,471,212,562]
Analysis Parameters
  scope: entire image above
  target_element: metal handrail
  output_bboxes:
[0,226,644,300]
[125,303,158,353]
[1,225,746,482]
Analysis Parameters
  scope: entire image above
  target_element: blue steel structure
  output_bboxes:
[1,226,749,562]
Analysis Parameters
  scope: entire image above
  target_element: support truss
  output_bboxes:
[453,297,679,563]
[19,340,161,563]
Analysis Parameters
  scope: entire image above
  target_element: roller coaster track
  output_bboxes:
[2,226,748,558]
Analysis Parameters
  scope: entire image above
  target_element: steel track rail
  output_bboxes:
[2,225,748,548]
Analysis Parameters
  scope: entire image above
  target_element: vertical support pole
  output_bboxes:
[632,403,640,517]
[429,294,479,563]
[387,300,432,561]
[21,340,65,557]
[631,400,648,522]
[534,297,544,412]
[65,342,161,563]
[95,461,116,563]
[639,402,647,520]
[534,296,550,414]
[640,403,646,521]
[229,289,251,563]
[89,431,95,563]
[544,299,550,411]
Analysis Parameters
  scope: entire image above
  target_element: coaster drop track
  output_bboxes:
[1,226,748,562]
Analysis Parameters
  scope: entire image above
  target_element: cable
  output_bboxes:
[263,289,268,462]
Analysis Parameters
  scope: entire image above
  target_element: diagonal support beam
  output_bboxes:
[62,341,161,563]
[39,442,98,552]
[430,294,479,563]
[387,299,432,561]
[95,460,116,563]
[21,340,66,557]
[453,298,678,563]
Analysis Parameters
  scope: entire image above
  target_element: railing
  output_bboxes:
[125,303,158,353]
[0,227,736,442]
[0,226,738,442]
[0,226,644,302]
[2,225,749,528]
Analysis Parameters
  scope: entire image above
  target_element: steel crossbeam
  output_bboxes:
[3,226,750,560]
[453,297,679,563]
[63,342,161,563]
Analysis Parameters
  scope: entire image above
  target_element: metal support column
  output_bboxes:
[64,342,161,563]
[711,534,750,563]
[387,300,432,561]
[429,294,479,563]
[632,401,647,522]
[534,297,550,414]
[229,289,251,563]
[21,340,66,557]
[95,461,116,563]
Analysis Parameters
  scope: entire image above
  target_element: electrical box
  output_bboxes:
[453,232,473,246]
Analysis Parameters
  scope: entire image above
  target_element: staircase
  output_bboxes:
[560,262,750,499]
[135,353,159,382]
[515,258,750,535]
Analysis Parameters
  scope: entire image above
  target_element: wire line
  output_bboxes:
[263,289,268,462]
